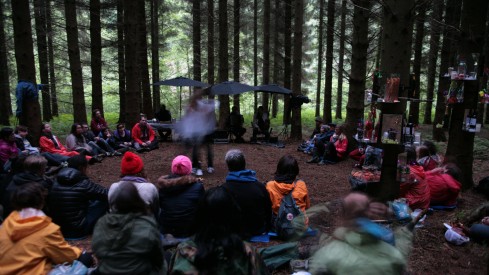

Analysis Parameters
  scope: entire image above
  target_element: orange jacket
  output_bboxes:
[0,210,81,275]
[266,179,310,215]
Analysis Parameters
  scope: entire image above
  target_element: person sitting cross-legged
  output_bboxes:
[227,106,247,143]
[251,105,270,142]
[132,114,159,152]
[81,123,117,157]
[112,123,134,151]
[221,149,272,239]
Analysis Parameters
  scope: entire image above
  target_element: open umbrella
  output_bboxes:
[206,81,256,96]
[153,76,209,118]
[255,84,292,95]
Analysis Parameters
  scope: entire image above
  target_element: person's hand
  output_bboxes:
[94,137,100,141]
[22,150,29,154]
[366,202,389,220]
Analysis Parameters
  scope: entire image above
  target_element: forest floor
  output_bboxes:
[80,124,489,274]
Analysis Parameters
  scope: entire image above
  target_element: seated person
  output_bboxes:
[298,116,323,153]
[398,147,430,210]
[221,149,271,238]
[349,142,366,167]
[66,123,99,156]
[155,104,172,141]
[90,108,108,136]
[0,182,92,274]
[112,123,134,150]
[131,114,159,152]
[98,127,122,156]
[417,145,438,171]
[226,106,246,143]
[266,155,310,228]
[81,123,117,156]
[251,105,270,142]
[423,140,443,164]
[309,124,348,165]
[49,154,109,239]
[0,127,19,173]
[156,155,204,238]
[309,193,425,274]
[92,181,166,275]
[425,162,462,207]
[461,202,489,243]
[169,186,267,274]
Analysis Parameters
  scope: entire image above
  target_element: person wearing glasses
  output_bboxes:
[113,123,134,151]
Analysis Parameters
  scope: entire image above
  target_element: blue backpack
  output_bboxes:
[274,182,306,240]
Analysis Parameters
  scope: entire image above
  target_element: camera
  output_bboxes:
[290,95,311,108]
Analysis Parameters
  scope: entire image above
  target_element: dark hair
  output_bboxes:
[405,146,418,165]
[422,140,437,155]
[41,122,49,132]
[0,127,14,140]
[70,123,83,135]
[9,155,27,174]
[416,145,430,159]
[445,163,462,182]
[92,109,101,118]
[110,181,148,214]
[67,154,88,170]
[225,149,246,172]
[15,125,28,134]
[274,155,299,183]
[23,155,48,175]
[11,182,47,210]
[194,186,245,273]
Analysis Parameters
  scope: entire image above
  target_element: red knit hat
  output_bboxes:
[121,151,144,175]
[171,155,192,175]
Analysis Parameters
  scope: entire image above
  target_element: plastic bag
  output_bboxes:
[390,199,411,221]
[48,260,88,275]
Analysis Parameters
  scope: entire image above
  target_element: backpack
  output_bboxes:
[274,182,306,240]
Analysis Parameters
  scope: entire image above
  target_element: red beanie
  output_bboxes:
[171,155,192,175]
[121,151,144,175]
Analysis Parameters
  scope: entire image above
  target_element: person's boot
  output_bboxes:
[306,156,319,163]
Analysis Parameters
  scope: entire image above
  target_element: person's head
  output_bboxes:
[315,116,323,126]
[231,106,238,114]
[0,127,14,141]
[189,89,204,108]
[328,123,337,132]
[67,154,88,174]
[405,146,418,165]
[11,182,47,211]
[320,124,329,132]
[275,155,299,179]
[160,104,166,111]
[120,151,145,177]
[81,123,90,133]
[101,127,110,136]
[444,162,462,182]
[416,145,430,159]
[109,181,148,214]
[41,123,52,134]
[257,105,264,113]
[335,124,344,135]
[342,192,370,221]
[92,109,102,119]
[70,123,83,135]
[139,114,148,128]
[9,155,27,174]
[225,149,246,172]
[15,125,29,138]
[422,140,437,156]
[116,123,126,133]
[23,155,48,176]
[171,155,192,176]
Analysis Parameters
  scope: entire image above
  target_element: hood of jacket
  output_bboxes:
[3,211,52,242]
[11,172,45,187]
[268,180,296,195]
[56,167,88,186]
[156,174,200,189]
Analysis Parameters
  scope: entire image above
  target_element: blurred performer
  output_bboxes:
[176,90,216,176]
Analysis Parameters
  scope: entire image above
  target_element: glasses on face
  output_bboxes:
[83,126,89,129]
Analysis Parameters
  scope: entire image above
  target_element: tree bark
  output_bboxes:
[46,0,58,117]
[253,0,258,110]
[0,0,11,125]
[323,0,335,123]
[315,0,325,118]
[90,0,103,115]
[218,0,229,128]
[207,0,215,87]
[233,0,240,110]
[193,0,202,82]
[151,0,160,112]
[11,0,42,145]
[262,0,270,111]
[137,0,153,118]
[117,0,126,123]
[290,0,303,140]
[283,0,292,125]
[410,3,427,125]
[64,0,87,123]
[123,0,140,127]
[271,0,281,118]
[335,0,347,120]
[34,0,52,122]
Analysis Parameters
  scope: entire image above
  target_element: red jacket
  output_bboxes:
[131,124,156,145]
[331,134,348,159]
[426,169,461,206]
[90,117,108,136]
[399,165,430,210]
[39,136,79,157]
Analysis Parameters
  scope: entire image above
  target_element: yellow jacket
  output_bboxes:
[266,179,310,215]
[0,210,81,275]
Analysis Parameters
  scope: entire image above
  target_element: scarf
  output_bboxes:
[120,176,148,183]
[225,169,258,182]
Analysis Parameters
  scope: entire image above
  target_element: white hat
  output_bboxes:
[443,223,469,245]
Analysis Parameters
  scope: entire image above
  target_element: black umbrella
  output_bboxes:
[207,81,255,96]
[255,84,292,95]
[153,76,209,118]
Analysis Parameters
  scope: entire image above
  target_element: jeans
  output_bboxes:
[86,200,109,234]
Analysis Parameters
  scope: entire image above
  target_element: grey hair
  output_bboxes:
[225,149,243,162]
[225,149,246,171]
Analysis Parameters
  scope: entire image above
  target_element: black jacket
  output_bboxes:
[49,167,108,238]
[157,174,204,237]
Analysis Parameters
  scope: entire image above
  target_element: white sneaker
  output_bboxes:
[207,167,215,174]
[196,169,203,176]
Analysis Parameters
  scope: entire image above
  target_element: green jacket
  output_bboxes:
[169,239,268,275]
[309,226,413,275]
[92,213,166,275]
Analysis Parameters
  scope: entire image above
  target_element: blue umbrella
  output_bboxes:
[206,81,256,95]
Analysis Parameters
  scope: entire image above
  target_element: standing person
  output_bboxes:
[49,154,109,239]
[156,155,205,238]
[90,108,108,136]
[0,182,92,274]
[0,127,19,173]
[92,181,166,275]
[108,151,159,216]
[176,89,216,176]
[155,104,172,141]
[226,105,246,143]
[132,114,159,153]
[169,186,268,274]
[112,123,134,151]
[252,105,270,142]
[221,149,271,238]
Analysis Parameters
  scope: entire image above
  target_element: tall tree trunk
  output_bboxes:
[262,0,270,111]
[410,3,427,125]
[46,0,58,116]
[193,0,201,82]
[90,0,103,115]
[290,0,303,140]
[336,0,347,119]
[316,0,325,118]
[253,0,258,110]
[271,0,281,118]
[446,0,488,189]
[207,0,215,86]
[137,1,153,118]
[218,0,229,128]
[34,0,52,121]
[117,0,126,123]
[323,0,335,123]
[64,0,87,123]
[150,0,160,112]
[484,6,489,124]
[0,0,11,124]
[124,0,140,127]
[425,0,443,125]
[283,0,292,125]
[11,0,42,145]
[233,0,240,110]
